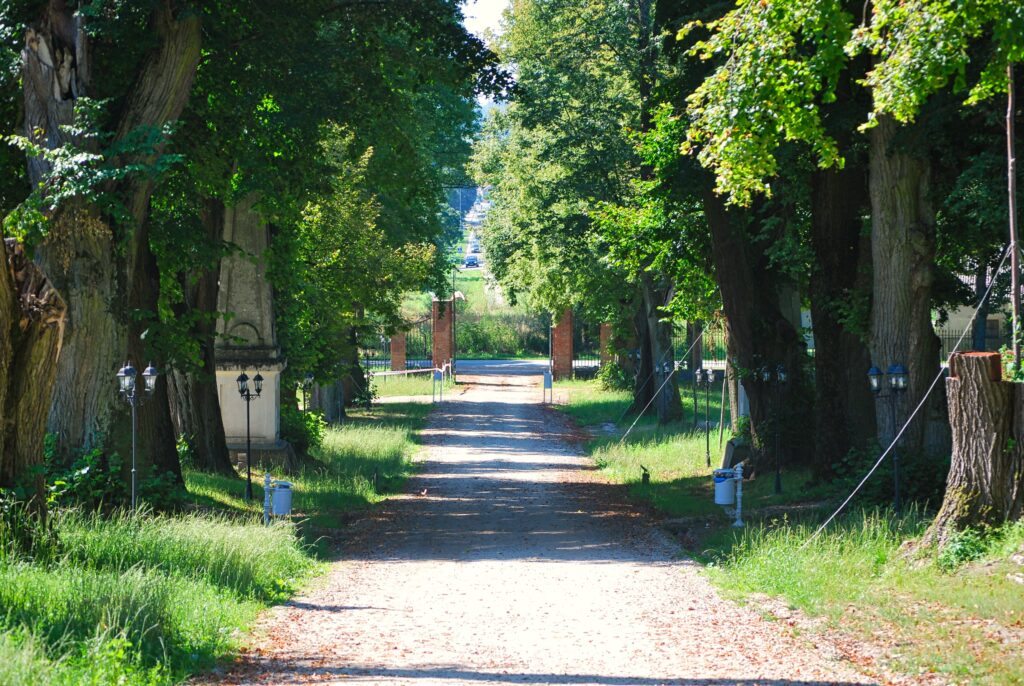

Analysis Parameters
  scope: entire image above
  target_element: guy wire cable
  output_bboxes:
[802,241,1013,547]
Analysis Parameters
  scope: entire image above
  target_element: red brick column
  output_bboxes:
[390,332,407,371]
[432,298,454,369]
[551,308,573,380]
[599,323,613,367]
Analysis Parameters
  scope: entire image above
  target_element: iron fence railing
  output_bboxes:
[936,324,1010,362]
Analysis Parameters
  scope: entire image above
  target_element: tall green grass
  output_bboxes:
[54,509,313,601]
[0,401,427,684]
[0,507,317,685]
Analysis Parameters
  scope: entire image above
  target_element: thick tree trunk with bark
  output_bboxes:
[702,188,811,465]
[868,116,947,455]
[927,353,1023,544]
[166,199,234,476]
[808,165,876,475]
[23,2,201,475]
[0,238,66,504]
[640,274,682,423]
[630,296,654,414]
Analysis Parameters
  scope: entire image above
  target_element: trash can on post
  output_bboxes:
[271,481,293,516]
[713,469,736,505]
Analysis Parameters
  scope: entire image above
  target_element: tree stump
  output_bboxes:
[927,352,1022,544]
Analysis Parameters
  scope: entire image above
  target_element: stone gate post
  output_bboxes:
[551,308,573,380]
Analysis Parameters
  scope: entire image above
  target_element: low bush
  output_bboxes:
[281,405,327,456]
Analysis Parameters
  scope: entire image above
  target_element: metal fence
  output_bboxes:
[936,323,1010,362]
[406,317,433,368]
[572,318,601,378]
[360,331,391,371]
[672,324,727,371]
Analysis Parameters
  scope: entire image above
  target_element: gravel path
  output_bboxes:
[212,374,876,686]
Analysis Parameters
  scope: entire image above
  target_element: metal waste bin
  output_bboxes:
[271,481,293,516]
[713,469,736,505]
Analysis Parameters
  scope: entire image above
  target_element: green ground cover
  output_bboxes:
[186,402,429,529]
[370,373,453,398]
[0,509,314,686]
[555,378,820,519]
[0,401,428,685]
[555,378,1024,684]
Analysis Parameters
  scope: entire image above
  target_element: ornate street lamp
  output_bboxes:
[868,362,910,513]
[237,371,264,500]
[117,361,158,509]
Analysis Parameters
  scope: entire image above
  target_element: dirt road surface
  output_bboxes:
[209,372,875,686]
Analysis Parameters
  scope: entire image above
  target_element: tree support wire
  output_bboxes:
[802,242,1013,548]
[618,324,715,446]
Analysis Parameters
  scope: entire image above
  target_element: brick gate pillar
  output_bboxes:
[390,332,407,371]
[551,308,573,380]
[432,297,454,370]
[599,323,613,367]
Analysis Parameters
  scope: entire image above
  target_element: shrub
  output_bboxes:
[597,361,632,391]
[281,405,327,456]
[937,527,989,571]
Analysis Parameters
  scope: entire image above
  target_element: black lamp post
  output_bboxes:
[302,372,314,412]
[117,361,158,509]
[697,368,715,467]
[692,368,701,431]
[773,364,787,494]
[867,362,909,513]
[237,370,264,501]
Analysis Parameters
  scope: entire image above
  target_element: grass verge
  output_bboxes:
[0,508,316,685]
[710,512,1024,684]
[555,378,1024,684]
[185,401,429,529]
[371,373,452,397]
[0,399,429,685]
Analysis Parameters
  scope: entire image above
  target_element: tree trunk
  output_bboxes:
[808,165,876,476]
[689,321,704,372]
[23,1,201,470]
[868,115,947,455]
[166,199,234,476]
[0,238,67,507]
[926,352,1022,544]
[702,187,812,465]
[630,296,654,414]
[640,274,682,423]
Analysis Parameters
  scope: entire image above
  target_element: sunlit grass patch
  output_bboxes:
[185,401,429,527]
[709,511,1024,684]
[371,372,452,397]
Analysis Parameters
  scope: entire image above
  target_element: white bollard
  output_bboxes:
[732,463,744,528]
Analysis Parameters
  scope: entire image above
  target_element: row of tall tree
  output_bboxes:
[0,0,505,500]
[474,0,1022,532]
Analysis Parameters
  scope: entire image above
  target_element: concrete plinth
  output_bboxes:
[214,195,290,460]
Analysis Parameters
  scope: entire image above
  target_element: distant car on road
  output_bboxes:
[464,255,479,268]
[471,244,481,253]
